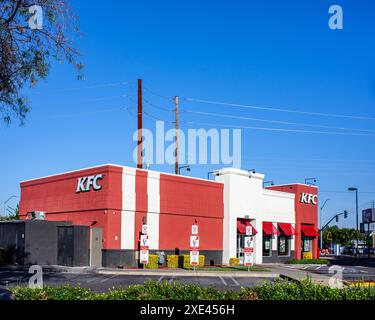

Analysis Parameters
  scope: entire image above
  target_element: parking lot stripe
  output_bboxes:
[157,276,164,283]
[230,276,240,286]
[219,276,227,286]
[168,276,175,284]
[100,275,118,283]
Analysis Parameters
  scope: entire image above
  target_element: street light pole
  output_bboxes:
[348,187,359,258]
[319,198,330,250]
[3,195,17,216]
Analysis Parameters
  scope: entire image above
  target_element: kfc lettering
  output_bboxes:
[300,193,317,205]
[76,174,103,193]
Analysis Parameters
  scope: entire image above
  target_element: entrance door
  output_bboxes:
[57,226,74,266]
[236,234,245,263]
[90,228,102,267]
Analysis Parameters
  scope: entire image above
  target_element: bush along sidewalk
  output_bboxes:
[11,279,375,300]
[287,258,330,265]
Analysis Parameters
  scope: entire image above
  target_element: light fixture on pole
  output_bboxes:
[178,165,190,175]
[248,169,256,179]
[319,198,330,250]
[348,187,359,257]
[305,178,317,185]
[207,171,220,180]
[263,180,274,188]
[3,195,17,216]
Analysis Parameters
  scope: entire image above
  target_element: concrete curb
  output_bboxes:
[0,288,13,301]
[95,269,279,278]
[0,265,279,278]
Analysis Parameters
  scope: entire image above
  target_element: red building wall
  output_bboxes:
[267,184,319,259]
[159,174,224,251]
[19,165,123,249]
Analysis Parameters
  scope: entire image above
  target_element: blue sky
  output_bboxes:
[1,0,374,229]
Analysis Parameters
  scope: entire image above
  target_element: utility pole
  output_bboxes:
[174,96,179,175]
[137,79,143,169]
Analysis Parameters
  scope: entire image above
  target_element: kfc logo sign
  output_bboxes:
[76,174,103,193]
[300,193,318,205]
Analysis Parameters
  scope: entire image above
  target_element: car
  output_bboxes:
[342,246,355,255]
[363,247,375,255]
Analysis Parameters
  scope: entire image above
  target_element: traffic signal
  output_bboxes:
[344,210,348,219]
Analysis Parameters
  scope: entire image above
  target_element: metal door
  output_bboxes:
[57,226,74,266]
[90,228,102,267]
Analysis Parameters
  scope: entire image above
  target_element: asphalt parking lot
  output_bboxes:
[285,263,375,281]
[0,269,274,299]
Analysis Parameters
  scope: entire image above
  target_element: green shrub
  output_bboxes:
[12,285,96,300]
[179,254,205,269]
[288,258,329,265]
[240,278,375,300]
[302,252,313,259]
[11,279,375,300]
[166,255,179,268]
[229,257,240,266]
[145,254,158,269]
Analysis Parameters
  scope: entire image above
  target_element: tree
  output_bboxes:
[0,203,19,220]
[0,0,83,125]
[323,226,365,246]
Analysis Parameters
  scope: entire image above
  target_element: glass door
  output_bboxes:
[236,234,245,263]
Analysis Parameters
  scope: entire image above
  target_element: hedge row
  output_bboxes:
[145,255,158,269]
[11,279,375,300]
[143,254,206,269]
[288,259,329,265]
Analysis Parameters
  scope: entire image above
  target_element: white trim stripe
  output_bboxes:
[121,167,137,250]
[147,171,160,250]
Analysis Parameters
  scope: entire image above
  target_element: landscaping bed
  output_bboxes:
[188,265,270,272]
[11,279,375,300]
[287,258,329,265]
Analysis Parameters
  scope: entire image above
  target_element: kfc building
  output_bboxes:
[18,164,319,267]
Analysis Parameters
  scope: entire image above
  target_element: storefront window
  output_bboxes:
[302,237,311,252]
[277,235,290,256]
[262,235,271,256]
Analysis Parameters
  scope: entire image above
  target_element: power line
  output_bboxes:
[143,85,172,101]
[184,120,375,137]
[319,190,375,194]
[143,98,173,113]
[48,107,126,119]
[239,156,375,163]
[184,97,375,121]
[54,81,129,93]
[182,109,375,133]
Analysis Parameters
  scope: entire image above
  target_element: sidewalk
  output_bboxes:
[0,264,278,278]
[95,267,279,278]
[0,288,12,300]
[263,264,337,286]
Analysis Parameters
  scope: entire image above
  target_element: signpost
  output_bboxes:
[362,208,375,224]
[140,224,149,266]
[243,235,254,271]
[190,224,199,270]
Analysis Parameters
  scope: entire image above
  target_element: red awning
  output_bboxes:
[301,225,319,237]
[237,220,258,235]
[262,221,280,235]
[278,223,296,236]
